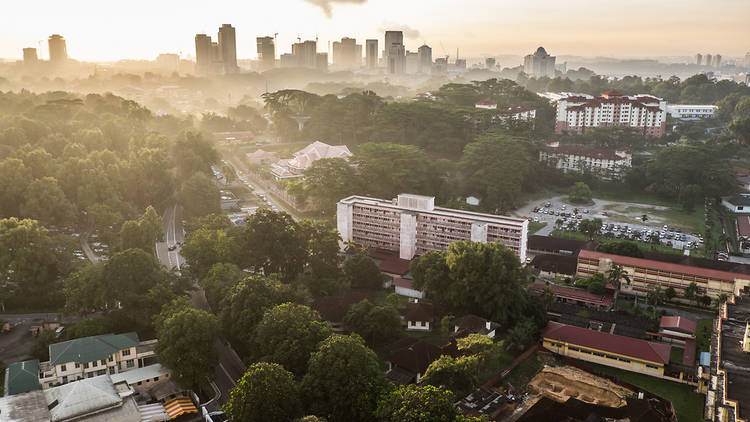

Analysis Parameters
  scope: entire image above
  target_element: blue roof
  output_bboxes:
[700,352,710,367]
[4,360,42,396]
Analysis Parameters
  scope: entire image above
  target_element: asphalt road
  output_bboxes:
[155,204,185,271]
[219,158,301,220]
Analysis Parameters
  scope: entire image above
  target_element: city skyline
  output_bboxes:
[1,0,749,62]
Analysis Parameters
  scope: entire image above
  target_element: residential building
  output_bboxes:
[270,141,352,179]
[694,53,703,66]
[576,249,750,299]
[523,46,555,78]
[47,34,67,63]
[246,149,277,165]
[553,90,667,137]
[417,45,432,74]
[365,39,378,69]
[4,360,42,396]
[337,194,528,261]
[539,142,632,180]
[291,40,318,68]
[316,52,328,72]
[722,194,750,214]
[405,51,418,74]
[155,53,179,72]
[393,277,424,299]
[109,363,170,394]
[194,33,213,74]
[705,54,713,68]
[714,54,722,68]
[452,315,500,339]
[22,48,38,65]
[0,375,141,422]
[332,37,360,69]
[541,321,672,378]
[704,294,750,422]
[506,105,537,121]
[666,104,718,120]
[218,24,238,73]
[485,57,496,70]
[256,36,276,70]
[385,337,457,384]
[475,99,497,110]
[532,281,614,310]
[384,31,405,74]
[402,301,432,331]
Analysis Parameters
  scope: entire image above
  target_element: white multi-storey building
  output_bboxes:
[539,142,632,180]
[337,194,528,261]
[553,90,667,137]
[666,104,718,120]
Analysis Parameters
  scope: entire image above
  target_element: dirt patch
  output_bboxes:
[527,366,633,408]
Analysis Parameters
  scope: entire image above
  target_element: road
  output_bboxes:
[0,313,79,364]
[154,204,245,410]
[219,158,301,221]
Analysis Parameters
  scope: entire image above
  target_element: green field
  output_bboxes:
[528,221,548,235]
[587,363,703,422]
[696,319,713,354]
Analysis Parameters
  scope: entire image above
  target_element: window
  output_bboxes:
[62,376,68,383]
[74,363,80,369]
[122,349,131,356]
[645,364,659,369]
[60,364,66,372]
[109,367,115,375]
[100,360,106,366]
[83,363,89,369]
[108,356,113,362]
[154,376,159,381]
[126,359,135,368]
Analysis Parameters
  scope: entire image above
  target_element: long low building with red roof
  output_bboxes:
[541,321,672,378]
[577,249,750,300]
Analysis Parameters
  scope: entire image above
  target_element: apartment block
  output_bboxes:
[337,194,528,262]
[553,90,667,137]
[539,142,632,180]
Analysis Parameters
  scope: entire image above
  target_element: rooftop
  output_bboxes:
[528,235,589,254]
[720,295,750,419]
[544,143,630,161]
[4,360,41,396]
[659,316,697,334]
[530,254,578,276]
[386,337,456,376]
[109,363,169,386]
[403,302,433,322]
[532,281,613,308]
[49,333,139,366]
[724,194,750,207]
[738,216,750,237]
[542,321,671,364]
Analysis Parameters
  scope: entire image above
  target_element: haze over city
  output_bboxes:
[2,0,749,61]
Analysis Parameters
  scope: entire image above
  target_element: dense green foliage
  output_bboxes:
[376,385,470,422]
[420,355,479,398]
[224,362,303,422]
[343,299,402,345]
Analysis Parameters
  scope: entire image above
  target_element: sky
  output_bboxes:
[1,0,749,62]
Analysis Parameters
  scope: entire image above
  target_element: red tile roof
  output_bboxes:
[403,302,433,322]
[532,282,613,307]
[393,277,416,289]
[682,338,696,367]
[578,249,748,283]
[659,316,697,334]
[475,99,498,106]
[542,321,671,364]
[378,257,411,275]
[737,216,750,237]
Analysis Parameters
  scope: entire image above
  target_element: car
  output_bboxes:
[663,225,668,231]
[533,217,539,222]
[601,211,608,216]
[577,214,583,219]
[168,245,177,251]
[680,234,687,241]
[545,202,551,207]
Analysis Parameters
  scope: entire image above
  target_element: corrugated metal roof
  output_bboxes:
[4,360,41,396]
[49,332,139,366]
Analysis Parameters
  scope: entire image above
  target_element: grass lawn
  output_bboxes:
[670,348,684,364]
[586,363,703,422]
[696,319,713,353]
[500,351,553,390]
[528,221,548,235]
[478,344,516,385]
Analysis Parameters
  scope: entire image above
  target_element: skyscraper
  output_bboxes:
[332,37,359,69]
[365,39,378,69]
[195,34,212,74]
[384,31,405,74]
[485,57,496,70]
[23,48,38,64]
[48,34,68,63]
[694,53,703,65]
[705,54,712,68]
[257,36,276,71]
[417,44,432,74]
[523,46,556,78]
[292,40,317,68]
[316,53,329,72]
[714,54,722,68]
[218,24,238,73]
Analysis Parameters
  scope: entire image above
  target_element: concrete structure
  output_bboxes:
[47,35,67,63]
[539,142,632,180]
[22,48,38,64]
[523,46,555,78]
[337,194,528,261]
[723,194,750,214]
[553,90,667,137]
[384,31,405,74]
[417,45,432,74]
[109,363,170,394]
[393,277,424,299]
[194,34,213,75]
[666,104,718,120]
[542,321,672,378]
[475,99,497,110]
[256,36,276,70]
[0,375,141,422]
[218,24,238,73]
[694,53,703,66]
[291,40,318,68]
[405,51,418,74]
[270,141,352,179]
[155,53,179,72]
[316,53,328,72]
[332,37,360,69]
[365,39,378,69]
[485,57,496,70]
[737,215,750,253]
[577,249,750,299]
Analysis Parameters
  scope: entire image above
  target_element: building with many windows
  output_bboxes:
[539,142,632,180]
[523,46,556,78]
[336,194,528,261]
[553,90,667,137]
[666,104,718,120]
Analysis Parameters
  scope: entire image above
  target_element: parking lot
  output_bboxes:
[518,195,704,251]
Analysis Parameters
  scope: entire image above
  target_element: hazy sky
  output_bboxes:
[2,0,748,62]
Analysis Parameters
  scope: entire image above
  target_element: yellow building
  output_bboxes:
[541,321,671,378]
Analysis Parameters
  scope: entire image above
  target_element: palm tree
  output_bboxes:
[606,264,631,291]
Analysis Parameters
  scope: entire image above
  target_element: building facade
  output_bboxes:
[332,37,360,69]
[365,39,378,69]
[554,90,667,137]
[256,36,276,70]
[22,48,38,64]
[384,31,405,74]
[48,34,67,63]
[539,142,632,180]
[417,45,432,74]
[337,194,528,261]
[218,24,238,73]
[666,104,718,120]
[523,46,555,78]
[576,249,750,299]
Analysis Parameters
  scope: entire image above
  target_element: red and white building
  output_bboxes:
[553,90,667,137]
[539,142,632,180]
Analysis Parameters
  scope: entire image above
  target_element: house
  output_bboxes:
[722,194,750,214]
[452,315,500,339]
[4,360,42,396]
[245,149,277,165]
[402,301,433,331]
[384,337,457,384]
[393,277,424,299]
[541,321,672,378]
[270,141,352,180]
[33,333,157,389]
[311,291,372,330]
[0,375,141,422]
[531,281,614,310]
[475,99,497,109]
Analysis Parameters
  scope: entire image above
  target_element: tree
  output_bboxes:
[180,228,232,280]
[421,355,479,397]
[717,293,730,307]
[578,218,602,240]
[104,248,165,314]
[665,287,677,302]
[343,299,402,345]
[155,301,219,387]
[20,177,76,227]
[119,206,163,252]
[700,295,712,307]
[729,117,750,145]
[647,286,664,306]
[30,331,57,361]
[684,282,699,304]
[606,264,631,291]
[181,171,220,218]
[568,182,592,203]
[301,158,361,215]
[63,262,110,313]
[0,158,32,217]
[597,240,644,258]
[456,334,494,357]
[504,318,539,353]
[253,303,332,376]
[299,219,342,281]
[224,362,303,422]
[173,131,218,180]
[376,384,462,422]
[584,273,607,295]
[200,262,244,312]
[301,334,386,422]
[344,254,385,290]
